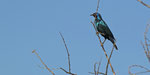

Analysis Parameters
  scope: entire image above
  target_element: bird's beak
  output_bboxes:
[90,14,93,16]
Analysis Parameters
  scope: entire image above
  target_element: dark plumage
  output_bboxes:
[91,12,118,50]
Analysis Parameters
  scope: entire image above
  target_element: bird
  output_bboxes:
[91,12,118,50]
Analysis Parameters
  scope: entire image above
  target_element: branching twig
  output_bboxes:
[97,61,101,75]
[89,62,104,75]
[60,67,76,75]
[128,65,150,75]
[32,50,55,75]
[89,60,102,75]
[141,41,150,62]
[137,0,150,8]
[59,32,76,75]
[105,46,114,75]
[141,25,150,62]
[129,24,150,75]
[90,21,116,75]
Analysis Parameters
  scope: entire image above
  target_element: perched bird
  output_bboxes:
[91,12,118,50]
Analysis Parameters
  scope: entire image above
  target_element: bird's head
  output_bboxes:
[90,12,102,20]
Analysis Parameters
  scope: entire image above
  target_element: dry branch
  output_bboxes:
[94,63,97,75]
[97,61,101,75]
[137,0,150,8]
[96,0,100,13]
[89,72,105,75]
[32,50,55,75]
[128,65,150,75]
[129,24,150,75]
[59,32,76,75]
[142,25,150,62]
[89,61,105,75]
[105,46,114,75]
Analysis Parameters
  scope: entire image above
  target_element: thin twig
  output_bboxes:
[94,63,97,75]
[128,64,150,75]
[89,72,105,75]
[98,72,105,75]
[96,0,100,13]
[137,0,150,8]
[97,61,102,75]
[59,32,71,72]
[59,32,76,75]
[60,67,76,75]
[90,60,102,75]
[90,21,116,75]
[32,50,55,75]
[90,63,105,75]
[141,41,150,62]
[129,25,150,75]
[105,46,114,75]
[142,25,150,62]
[144,25,150,52]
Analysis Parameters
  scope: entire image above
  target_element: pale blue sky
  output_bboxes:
[0,0,150,75]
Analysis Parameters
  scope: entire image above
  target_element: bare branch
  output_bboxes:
[137,0,150,8]
[105,46,114,75]
[59,32,71,72]
[32,50,55,75]
[59,32,76,75]
[144,25,150,51]
[94,63,97,75]
[90,21,116,75]
[143,25,150,62]
[90,60,102,75]
[89,72,105,75]
[129,24,150,75]
[128,65,150,75]
[96,0,100,13]
[90,63,105,75]
[60,68,76,75]
[141,41,150,63]
[97,61,102,75]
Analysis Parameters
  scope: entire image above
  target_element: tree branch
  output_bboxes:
[137,0,150,8]
[128,65,150,75]
[59,32,76,75]
[96,0,100,13]
[32,50,55,75]
[97,61,101,75]
[105,46,114,75]
[129,24,150,75]
[141,25,150,62]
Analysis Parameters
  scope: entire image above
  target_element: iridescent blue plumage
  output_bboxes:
[91,12,118,50]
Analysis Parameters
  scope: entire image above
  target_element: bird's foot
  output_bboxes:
[96,31,99,35]
[100,33,105,36]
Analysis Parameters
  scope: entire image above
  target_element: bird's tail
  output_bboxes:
[113,43,118,50]
[109,37,118,50]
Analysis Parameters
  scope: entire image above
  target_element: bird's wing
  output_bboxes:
[101,20,116,40]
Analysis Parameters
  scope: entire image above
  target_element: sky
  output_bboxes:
[0,0,150,75]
